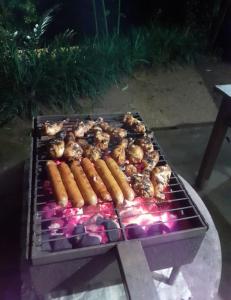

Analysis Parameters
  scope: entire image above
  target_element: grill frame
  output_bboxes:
[26,112,208,266]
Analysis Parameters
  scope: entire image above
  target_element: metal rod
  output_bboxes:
[116,240,159,300]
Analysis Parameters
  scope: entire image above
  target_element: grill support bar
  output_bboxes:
[116,240,159,300]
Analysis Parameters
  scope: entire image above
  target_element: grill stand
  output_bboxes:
[116,240,159,300]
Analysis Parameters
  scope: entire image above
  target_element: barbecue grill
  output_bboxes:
[21,113,208,300]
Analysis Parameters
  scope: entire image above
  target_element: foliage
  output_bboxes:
[0,0,39,30]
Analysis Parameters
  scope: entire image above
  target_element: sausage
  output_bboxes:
[81,158,112,202]
[46,160,68,207]
[70,161,97,205]
[105,157,135,201]
[95,159,124,206]
[58,162,84,208]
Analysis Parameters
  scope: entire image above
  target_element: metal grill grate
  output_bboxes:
[27,113,208,265]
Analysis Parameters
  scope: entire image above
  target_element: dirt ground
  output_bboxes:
[93,65,218,128]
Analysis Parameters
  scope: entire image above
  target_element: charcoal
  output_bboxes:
[126,224,146,239]
[96,215,105,225]
[50,237,72,251]
[147,224,163,236]
[41,220,51,230]
[147,223,170,236]
[69,224,85,248]
[160,223,170,233]
[103,219,120,242]
[78,234,101,247]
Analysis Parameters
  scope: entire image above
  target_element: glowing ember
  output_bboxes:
[41,180,177,250]
[119,197,176,239]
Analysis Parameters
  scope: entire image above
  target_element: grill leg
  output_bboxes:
[195,96,231,189]
[116,240,159,300]
[167,266,181,285]
[152,266,180,285]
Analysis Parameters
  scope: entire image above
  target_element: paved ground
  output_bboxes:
[0,63,230,299]
[156,126,231,300]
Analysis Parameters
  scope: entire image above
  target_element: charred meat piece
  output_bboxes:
[111,128,127,140]
[49,139,65,158]
[124,164,137,177]
[42,121,64,136]
[85,120,95,132]
[142,150,160,172]
[63,141,83,161]
[123,112,146,134]
[127,144,144,164]
[94,131,110,150]
[133,120,146,134]
[136,137,153,153]
[76,138,89,149]
[91,125,103,134]
[111,139,127,166]
[123,112,136,126]
[101,122,110,132]
[65,131,75,143]
[73,122,86,138]
[83,145,101,162]
[131,173,154,198]
[151,164,171,201]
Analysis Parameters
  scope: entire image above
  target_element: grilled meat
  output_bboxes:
[94,131,110,150]
[131,173,154,198]
[111,128,127,140]
[123,112,146,134]
[42,121,64,136]
[84,145,101,162]
[151,164,171,201]
[124,164,137,177]
[133,120,146,134]
[63,141,83,161]
[73,122,86,138]
[136,137,153,153]
[76,138,89,149]
[49,139,65,158]
[142,150,160,172]
[123,112,136,126]
[65,131,75,143]
[127,144,144,164]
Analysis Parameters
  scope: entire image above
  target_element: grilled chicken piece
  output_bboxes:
[63,141,83,161]
[85,120,95,132]
[83,145,101,162]
[42,121,64,136]
[123,112,146,134]
[111,128,127,140]
[142,150,160,172]
[94,131,110,150]
[151,164,171,201]
[123,112,136,126]
[136,137,153,153]
[73,122,86,138]
[125,164,137,177]
[65,131,75,143]
[49,139,65,158]
[127,144,144,164]
[91,125,103,134]
[76,138,89,149]
[133,120,146,134]
[131,173,154,198]
[101,122,111,132]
